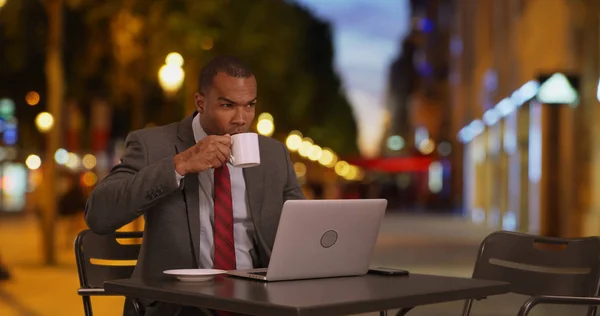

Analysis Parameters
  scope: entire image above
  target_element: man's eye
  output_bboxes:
[222,104,233,108]
[248,103,256,107]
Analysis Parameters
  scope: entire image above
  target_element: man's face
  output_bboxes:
[195,72,257,135]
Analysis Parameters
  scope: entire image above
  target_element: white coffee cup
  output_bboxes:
[230,133,260,168]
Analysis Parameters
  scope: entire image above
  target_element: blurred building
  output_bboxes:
[379,0,454,211]
[452,0,600,237]
[385,0,453,152]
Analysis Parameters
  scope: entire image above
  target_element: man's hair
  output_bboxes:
[198,56,254,93]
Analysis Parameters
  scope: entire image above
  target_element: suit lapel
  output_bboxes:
[243,166,264,225]
[175,114,201,266]
[243,137,268,264]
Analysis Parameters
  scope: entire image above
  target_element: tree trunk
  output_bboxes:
[131,87,144,131]
[41,0,64,265]
[184,58,199,117]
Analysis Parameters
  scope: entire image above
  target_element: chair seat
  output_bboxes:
[78,287,119,296]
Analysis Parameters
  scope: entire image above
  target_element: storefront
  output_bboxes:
[458,75,579,236]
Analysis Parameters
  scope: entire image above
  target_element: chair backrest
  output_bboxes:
[472,231,600,297]
[75,229,143,288]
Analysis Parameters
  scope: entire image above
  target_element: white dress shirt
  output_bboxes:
[175,115,255,270]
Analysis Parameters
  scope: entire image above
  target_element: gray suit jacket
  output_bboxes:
[85,114,304,315]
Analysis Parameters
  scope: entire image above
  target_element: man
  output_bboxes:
[85,56,305,316]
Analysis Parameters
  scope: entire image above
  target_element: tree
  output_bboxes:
[66,0,358,154]
[38,0,64,265]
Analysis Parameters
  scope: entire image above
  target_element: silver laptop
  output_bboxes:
[228,199,387,282]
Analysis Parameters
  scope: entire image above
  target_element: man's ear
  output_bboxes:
[194,92,205,114]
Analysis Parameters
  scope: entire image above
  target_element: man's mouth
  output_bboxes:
[229,129,246,135]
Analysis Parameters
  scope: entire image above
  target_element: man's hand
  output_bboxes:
[174,135,231,175]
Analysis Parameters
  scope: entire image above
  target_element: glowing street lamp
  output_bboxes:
[308,145,322,161]
[65,152,81,169]
[286,131,303,152]
[298,138,314,157]
[25,154,42,170]
[26,91,40,106]
[158,52,185,96]
[344,165,359,180]
[318,148,337,167]
[54,148,69,165]
[82,154,97,170]
[35,112,54,133]
[256,112,274,137]
[335,161,350,177]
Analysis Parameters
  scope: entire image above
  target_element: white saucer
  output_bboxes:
[163,269,227,282]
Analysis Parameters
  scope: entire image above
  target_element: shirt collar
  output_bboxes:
[192,113,207,143]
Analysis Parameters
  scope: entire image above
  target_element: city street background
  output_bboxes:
[3,0,600,315]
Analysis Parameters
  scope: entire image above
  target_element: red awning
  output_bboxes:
[345,156,436,173]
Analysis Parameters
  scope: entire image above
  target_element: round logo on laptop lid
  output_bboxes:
[320,230,338,248]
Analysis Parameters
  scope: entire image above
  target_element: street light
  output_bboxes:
[82,154,97,170]
[25,154,42,170]
[158,52,185,97]
[35,112,54,133]
[54,148,68,165]
[319,148,337,167]
[335,161,350,177]
[256,112,274,137]
[298,138,314,157]
[286,131,303,152]
[26,91,40,106]
[308,145,322,161]
[65,152,81,169]
[418,139,435,155]
[344,165,359,181]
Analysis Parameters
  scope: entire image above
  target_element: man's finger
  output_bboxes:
[212,135,232,146]
[210,157,225,168]
[216,142,231,157]
[214,150,228,163]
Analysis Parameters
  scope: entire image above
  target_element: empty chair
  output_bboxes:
[463,231,600,316]
[74,229,143,316]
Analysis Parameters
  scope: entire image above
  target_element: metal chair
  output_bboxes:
[75,229,144,316]
[463,231,600,316]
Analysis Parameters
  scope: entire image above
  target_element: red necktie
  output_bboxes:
[213,166,236,271]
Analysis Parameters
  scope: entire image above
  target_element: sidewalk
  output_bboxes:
[0,215,123,316]
[0,212,495,316]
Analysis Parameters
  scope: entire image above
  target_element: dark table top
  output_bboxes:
[104,273,510,316]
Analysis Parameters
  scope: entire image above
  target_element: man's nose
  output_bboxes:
[232,108,246,125]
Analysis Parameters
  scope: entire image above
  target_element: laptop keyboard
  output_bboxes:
[249,271,267,276]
